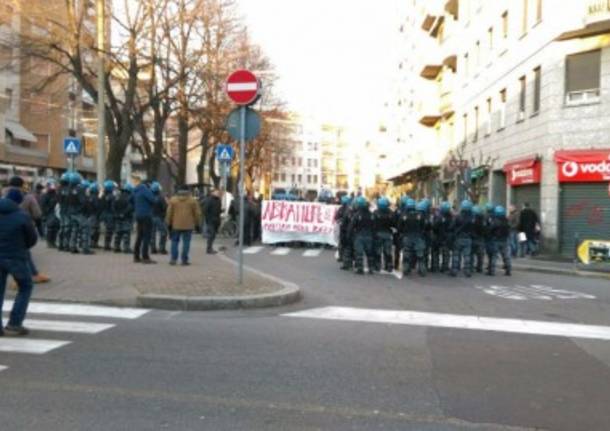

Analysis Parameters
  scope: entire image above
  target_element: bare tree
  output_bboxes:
[448,139,498,203]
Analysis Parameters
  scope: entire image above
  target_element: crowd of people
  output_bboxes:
[335,195,541,278]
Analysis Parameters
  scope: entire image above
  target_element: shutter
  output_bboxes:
[492,171,507,206]
[559,183,610,257]
[512,184,540,215]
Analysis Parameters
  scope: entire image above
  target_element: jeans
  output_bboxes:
[0,258,34,327]
[509,230,519,257]
[171,230,193,263]
[134,216,153,260]
[26,250,39,276]
[152,216,168,252]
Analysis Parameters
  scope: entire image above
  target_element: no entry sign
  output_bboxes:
[226,69,259,105]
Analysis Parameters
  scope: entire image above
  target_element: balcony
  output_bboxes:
[420,64,443,80]
[445,0,458,18]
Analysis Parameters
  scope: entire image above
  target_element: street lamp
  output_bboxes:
[96,0,106,183]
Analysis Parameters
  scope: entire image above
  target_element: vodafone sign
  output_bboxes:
[555,150,610,182]
[503,157,541,186]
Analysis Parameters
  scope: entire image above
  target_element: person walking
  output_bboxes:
[132,175,156,264]
[0,188,38,336]
[518,203,539,257]
[508,205,520,257]
[166,186,201,266]
[202,189,222,254]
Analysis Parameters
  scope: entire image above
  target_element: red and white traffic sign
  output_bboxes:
[226,69,259,105]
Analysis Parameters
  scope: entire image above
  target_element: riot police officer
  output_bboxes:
[89,182,102,248]
[397,198,427,277]
[113,183,134,253]
[488,206,512,276]
[66,172,85,254]
[450,200,474,278]
[431,201,454,273]
[471,205,486,274]
[483,202,495,272]
[80,181,100,255]
[340,199,356,271]
[57,172,72,251]
[335,195,351,263]
[350,196,375,275]
[40,180,60,248]
[100,180,116,251]
[373,197,395,272]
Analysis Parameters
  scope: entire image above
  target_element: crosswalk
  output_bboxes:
[0,301,150,373]
[244,246,326,258]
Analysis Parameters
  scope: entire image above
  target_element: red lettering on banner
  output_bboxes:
[555,150,610,183]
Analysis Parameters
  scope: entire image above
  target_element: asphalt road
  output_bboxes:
[1,243,610,430]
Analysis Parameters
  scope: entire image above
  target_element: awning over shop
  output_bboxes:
[557,19,610,41]
[5,120,37,143]
[555,149,610,182]
[503,157,541,186]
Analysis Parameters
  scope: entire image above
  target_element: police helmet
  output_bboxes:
[103,180,115,192]
[460,199,473,212]
[416,201,427,212]
[341,195,351,205]
[406,198,416,210]
[494,205,506,217]
[440,201,452,214]
[151,181,161,193]
[485,202,494,212]
[356,196,368,209]
[81,180,91,189]
[472,205,482,215]
[123,182,134,193]
[69,172,82,185]
[377,197,390,209]
[60,172,71,184]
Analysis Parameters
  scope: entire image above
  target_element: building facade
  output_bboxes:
[393,0,610,256]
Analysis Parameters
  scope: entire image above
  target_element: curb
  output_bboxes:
[513,264,610,280]
[136,254,302,311]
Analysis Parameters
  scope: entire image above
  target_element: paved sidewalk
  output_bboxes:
[24,236,287,307]
[512,255,610,279]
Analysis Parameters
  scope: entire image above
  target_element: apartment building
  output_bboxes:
[270,122,322,199]
[394,0,610,255]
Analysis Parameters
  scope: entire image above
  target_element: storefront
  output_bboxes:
[555,150,610,256]
[504,157,542,214]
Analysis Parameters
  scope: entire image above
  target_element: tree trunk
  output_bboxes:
[177,113,189,186]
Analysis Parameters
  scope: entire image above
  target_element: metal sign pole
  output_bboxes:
[70,154,75,172]
[238,106,246,285]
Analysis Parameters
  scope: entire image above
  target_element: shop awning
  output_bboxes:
[557,19,610,41]
[5,120,37,143]
[503,157,541,186]
[555,149,610,183]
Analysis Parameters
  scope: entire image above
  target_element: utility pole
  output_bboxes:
[96,0,106,183]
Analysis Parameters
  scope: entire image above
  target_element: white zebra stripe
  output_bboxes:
[303,249,323,257]
[0,339,71,354]
[22,319,115,334]
[3,301,149,320]
[271,248,291,256]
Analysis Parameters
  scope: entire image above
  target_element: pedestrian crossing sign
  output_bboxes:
[63,137,82,155]
[216,144,234,162]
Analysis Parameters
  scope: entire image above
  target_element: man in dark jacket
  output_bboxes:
[150,182,168,255]
[40,181,60,248]
[202,189,222,254]
[518,203,539,256]
[131,175,156,264]
[0,189,38,336]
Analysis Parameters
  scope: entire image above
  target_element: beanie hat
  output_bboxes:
[8,176,24,188]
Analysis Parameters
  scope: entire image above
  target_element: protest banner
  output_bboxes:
[261,200,339,246]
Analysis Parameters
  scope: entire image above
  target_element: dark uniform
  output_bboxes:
[113,189,133,253]
[350,203,375,274]
[40,188,60,248]
[151,192,168,254]
[100,187,116,250]
[471,209,486,273]
[488,209,512,276]
[431,206,453,273]
[373,206,395,272]
[57,178,71,251]
[340,205,355,270]
[66,183,86,253]
[451,204,474,278]
[80,187,99,254]
[397,203,427,276]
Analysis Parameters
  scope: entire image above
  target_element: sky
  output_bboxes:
[237,0,401,135]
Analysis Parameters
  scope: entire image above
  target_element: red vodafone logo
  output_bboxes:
[561,161,580,178]
[226,70,260,105]
[556,150,610,182]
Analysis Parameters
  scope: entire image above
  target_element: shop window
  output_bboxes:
[565,50,601,105]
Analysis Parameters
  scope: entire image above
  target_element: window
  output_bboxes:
[462,113,468,143]
[307,175,312,184]
[502,11,509,40]
[83,135,96,157]
[273,173,279,182]
[488,27,494,54]
[291,157,295,166]
[566,50,601,105]
[313,175,318,184]
[522,0,528,35]
[486,98,492,135]
[281,173,286,182]
[533,67,541,114]
[475,41,480,69]
[535,0,542,23]
[473,106,479,142]
[313,159,318,168]
[281,157,287,165]
[4,88,12,108]
[297,174,302,183]
[291,174,296,183]
[519,76,526,120]
[499,89,507,130]
[298,157,302,167]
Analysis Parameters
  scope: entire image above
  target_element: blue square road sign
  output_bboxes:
[63,137,82,155]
